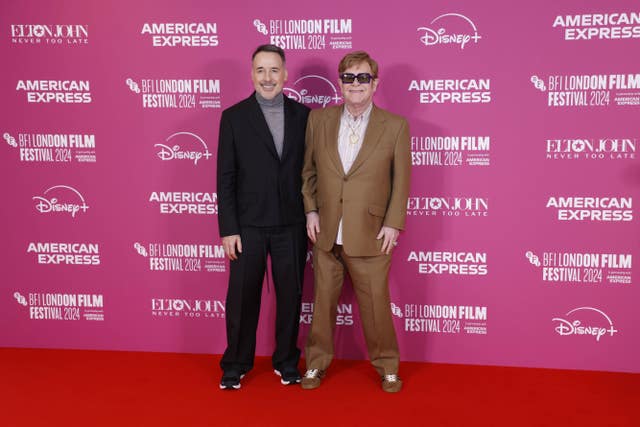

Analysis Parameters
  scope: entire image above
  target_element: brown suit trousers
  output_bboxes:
[306,245,399,376]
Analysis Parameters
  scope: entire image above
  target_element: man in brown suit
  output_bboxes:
[300,51,411,393]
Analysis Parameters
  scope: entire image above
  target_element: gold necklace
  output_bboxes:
[346,117,361,145]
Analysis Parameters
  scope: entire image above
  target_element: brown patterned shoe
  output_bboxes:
[381,374,403,393]
[301,369,325,390]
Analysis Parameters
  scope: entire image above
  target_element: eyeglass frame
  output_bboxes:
[339,72,377,84]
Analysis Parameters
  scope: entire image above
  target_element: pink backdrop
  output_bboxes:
[1,0,638,373]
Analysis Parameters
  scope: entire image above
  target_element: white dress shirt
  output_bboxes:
[335,103,373,244]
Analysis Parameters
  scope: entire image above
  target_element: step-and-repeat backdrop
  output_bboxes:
[1,0,638,373]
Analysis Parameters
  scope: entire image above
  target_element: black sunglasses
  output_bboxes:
[339,72,375,84]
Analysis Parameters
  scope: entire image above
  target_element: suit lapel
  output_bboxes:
[324,106,345,175]
[347,105,385,176]
[246,94,279,160]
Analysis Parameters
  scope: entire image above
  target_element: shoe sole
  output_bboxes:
[273,369,301,385]
[301,381,321,390]
[219,374,245,390]
[219,383,241,390]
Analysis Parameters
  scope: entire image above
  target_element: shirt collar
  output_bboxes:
[342,102,373,122]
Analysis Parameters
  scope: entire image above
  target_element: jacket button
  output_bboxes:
[343,176,348,182]
[339,198,343,203]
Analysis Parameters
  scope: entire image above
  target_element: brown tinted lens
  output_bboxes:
[340,73,356,83]
[355,73,373,83]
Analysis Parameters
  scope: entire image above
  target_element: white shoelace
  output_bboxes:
[383,374,399,382]
[304,369,320,378]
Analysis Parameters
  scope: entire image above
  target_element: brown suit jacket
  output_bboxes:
[301,104,411,256]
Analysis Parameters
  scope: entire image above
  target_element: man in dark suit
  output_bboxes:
[216,44,310,390]
[301,51,411,393]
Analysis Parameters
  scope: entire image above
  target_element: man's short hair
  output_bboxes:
[252,44,286,63]
[338,51,378,78]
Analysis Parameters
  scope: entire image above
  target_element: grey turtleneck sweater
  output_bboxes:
[256,92,285,158]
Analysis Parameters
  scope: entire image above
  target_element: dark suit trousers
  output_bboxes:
[220,224,307,373]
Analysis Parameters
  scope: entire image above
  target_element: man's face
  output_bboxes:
[251,51,287,100]
[338,61,378,111]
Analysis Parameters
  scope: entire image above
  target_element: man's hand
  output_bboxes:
[306,212,320,243]
[376,226,400,255]
[222,235,242,260]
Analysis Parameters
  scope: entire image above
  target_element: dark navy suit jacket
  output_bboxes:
[217,93,310,237]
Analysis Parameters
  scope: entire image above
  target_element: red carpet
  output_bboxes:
[1,348,637,426]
